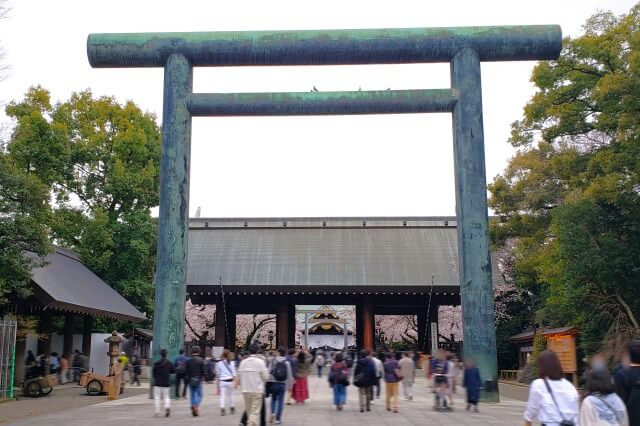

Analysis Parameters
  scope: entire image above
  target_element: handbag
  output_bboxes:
[395,368,404,381]
[189,376,201,388]
[543,379,575,426]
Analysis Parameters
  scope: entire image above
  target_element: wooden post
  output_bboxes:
[214,299,226,347]
[63,313,74,359]
[276,300,289,349]
[362,295,375,351]
[82,315,93,363]
[38,310,53,356]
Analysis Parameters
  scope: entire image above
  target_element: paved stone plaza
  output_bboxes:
[7,375,528,425]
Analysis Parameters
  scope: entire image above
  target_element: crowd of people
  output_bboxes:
[150,343,473,424]
[149,339,640,425]
[523,340,640,426]
[24,349,89,384]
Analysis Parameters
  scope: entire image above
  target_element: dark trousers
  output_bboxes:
[374,378,381,398]
[131,372,140,386]
[175,373,187,398]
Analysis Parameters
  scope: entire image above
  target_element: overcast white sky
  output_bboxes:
[0,0,635,218]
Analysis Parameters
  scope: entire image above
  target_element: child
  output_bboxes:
[463,358,482,412]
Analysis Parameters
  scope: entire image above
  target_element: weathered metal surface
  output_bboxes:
[87,25,561,68]
[151,53,193,363]
[186,89,456,116]
[450,48,499,401]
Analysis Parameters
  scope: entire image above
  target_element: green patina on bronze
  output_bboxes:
[186,89,457,116]
[86,24,562,402]
[87,25,561,67]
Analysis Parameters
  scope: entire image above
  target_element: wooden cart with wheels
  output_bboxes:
[19,374,57,397]
[79,372,125,396]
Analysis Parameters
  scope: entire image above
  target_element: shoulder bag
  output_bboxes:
[543,378,575,426]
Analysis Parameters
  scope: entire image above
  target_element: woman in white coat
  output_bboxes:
[216,349,237,416]
[524,350,580,426]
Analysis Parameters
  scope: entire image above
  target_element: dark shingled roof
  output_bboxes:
[29,247,146,322]
[186,217,501,293]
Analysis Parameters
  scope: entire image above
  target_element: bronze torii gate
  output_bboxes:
[87,25,561,400]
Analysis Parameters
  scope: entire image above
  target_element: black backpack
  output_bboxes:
[272,360,288,382]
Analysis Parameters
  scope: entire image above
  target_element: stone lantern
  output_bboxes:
[104,331,124,400]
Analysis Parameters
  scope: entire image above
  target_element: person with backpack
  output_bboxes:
[580,367,628,425]
[354,349,377,413]
[152,348,175,418]
[215,349,236,416]
[328,352,350,411]
[173,348,189,399]
[315,353,326,378]
[524,350,579,426]
[383,351,402,413]
[185,347,207,417]
[266,347,293,424]
[614,340,640,425]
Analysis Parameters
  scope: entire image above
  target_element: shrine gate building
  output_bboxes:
[186,216,502,352]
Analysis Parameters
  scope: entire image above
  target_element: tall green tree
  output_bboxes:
[489,5,640,355]
[5,87,161,317]
[0,152,51,303]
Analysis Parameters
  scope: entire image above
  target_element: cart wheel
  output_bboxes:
[86,379,103,395]
[26,381,41,397]
[40,386,53,395]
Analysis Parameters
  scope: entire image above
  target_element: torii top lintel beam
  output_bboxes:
[87,25,561,68]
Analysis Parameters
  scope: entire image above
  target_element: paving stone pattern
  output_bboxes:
[7,374,528,425]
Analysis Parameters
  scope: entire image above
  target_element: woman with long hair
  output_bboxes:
[329,352,349,411]
[580,367,628,426]
[524,350,579,426]
[292,350,312,403]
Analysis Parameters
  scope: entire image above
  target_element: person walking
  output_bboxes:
[398,352,415,401]
[173,348,189,399]
[152,348,174,418]
[267,347,293,424]
[328,352,349,411]
[580,367,628,425]
[372,352,384,400]
[354,349,377,413]
[524,350,580,426]
[463,358,482,412]
[118,352,129,382]
[185,347,207,417]
[293,350,312,404]
[447,354,459,395]
[130,355,142,386]
[237,342,270,426]
[59,354,69,384]
[285,349,298,406]
[383,352,402,413]
[315,353,326,378]
[216,348,237,416]
[613,340,640,425]
[49,352,60,375]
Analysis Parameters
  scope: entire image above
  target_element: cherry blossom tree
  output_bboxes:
[236,314,276,349]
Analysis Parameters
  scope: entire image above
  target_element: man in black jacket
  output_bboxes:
[186,347,207,417]
[614,340,640,425]
[354,349,377,413]
[152,349,174,418]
